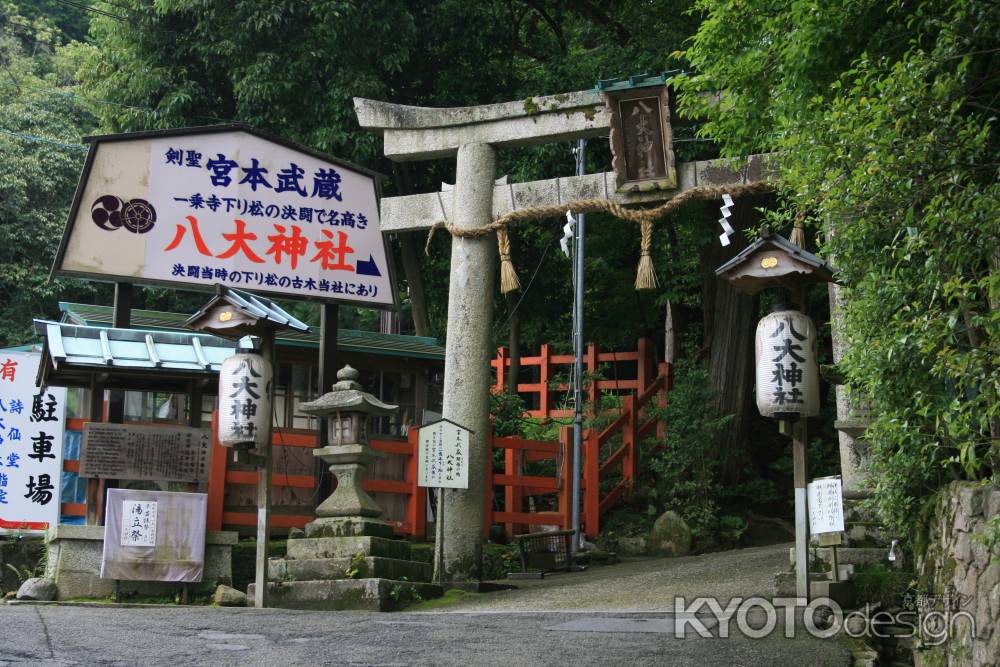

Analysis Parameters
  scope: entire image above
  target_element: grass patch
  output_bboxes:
[404,588,484,611]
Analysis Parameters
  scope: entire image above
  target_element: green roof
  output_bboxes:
[59,302,445,361]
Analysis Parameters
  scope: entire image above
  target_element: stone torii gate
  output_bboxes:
[354,89,772,580]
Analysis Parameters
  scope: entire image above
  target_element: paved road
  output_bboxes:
[0,604,850,666]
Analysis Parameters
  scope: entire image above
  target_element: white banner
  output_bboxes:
[0,352,66,533]
[57,129,394,307]
[807,476,845,535]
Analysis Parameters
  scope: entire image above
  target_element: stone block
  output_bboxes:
[213,584,247,607]
[249,578,443,611]
[647,511,691,557]
[304,517,394,539]
[270,556,431,583]
[810,580,856,608]
[616,536,647,557]
[286,536,411,561]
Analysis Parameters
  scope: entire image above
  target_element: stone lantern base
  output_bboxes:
[249,518,441,611]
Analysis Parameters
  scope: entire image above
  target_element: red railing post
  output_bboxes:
[539,343,551,415]
[637,337,650,396]
[623,394,637,491]
[405,428,426,539]
[584,430,600,539]
[206,410,226,532]
[494,347,507,393]
[586,343,598,407]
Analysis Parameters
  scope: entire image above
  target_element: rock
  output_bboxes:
[16,577,57,601]
[616,536,647,557]
[213,584,247,607]
[288,527,305,540]
[647,511,691,557]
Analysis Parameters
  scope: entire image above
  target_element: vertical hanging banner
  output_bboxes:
[807,475,845,536]
[0,352,66,532]
[53,126,395,308]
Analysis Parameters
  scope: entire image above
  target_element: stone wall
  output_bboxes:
[1,538,45,595]
[915,481,998,667]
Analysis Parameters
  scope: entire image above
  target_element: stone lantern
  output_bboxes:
[298,364,398,536]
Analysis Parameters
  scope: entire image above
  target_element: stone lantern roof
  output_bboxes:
[298,364,398,417]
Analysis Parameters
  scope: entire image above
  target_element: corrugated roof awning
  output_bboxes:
[59,302,446,361]
[34,320,239,392]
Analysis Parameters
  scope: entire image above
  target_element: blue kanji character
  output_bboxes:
[291,277,303,289]
[185,150,202,167]
[5,452,18,468]
[275,162,308,196]
[206,153,240,187]
[8,428,20,441]
[264,273,278,286]
[206,194,222,212]
[278,276,291,287]
[304,278,317,290]
[187,265,200,278]
[239,158,272,191]
[370,285,377,297]
[229,272,242,283]
[201,266,213,279]
[173,196,189,204]
[0,488,6,504]
[331,281,343,293]
[242,271,255,282]
[165,148,183,166]
[240,199,249,215]
[315,209,329,224]
[9,399,22,415]
[189,193,205,209]
[172,263,185,276]
[312,168,343,201]
[224,197,239,212]
[357,213,368,229]
[248,200,264,216]
[357,284,369,296]
[328,211,341,226]
[0,472,6,486]
[345,283,356,295]
[318,279,330,292]
[280,205,297,220]
[341,212,356,228]
[214,268,228,281]
[298,207,313,222]
[265,204,279,218]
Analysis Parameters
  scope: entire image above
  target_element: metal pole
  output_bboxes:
[254,330,275,609]
[571,138,586,553]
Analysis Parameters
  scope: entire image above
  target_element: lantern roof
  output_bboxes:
[298,364,398,417]
[714,230,835,295]
[183,285,310,339]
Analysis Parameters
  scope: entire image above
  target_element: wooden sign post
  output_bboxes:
[417,418,472,584]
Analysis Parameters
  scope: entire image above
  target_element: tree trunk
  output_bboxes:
[392,163,432,337]
[701,198,766,483]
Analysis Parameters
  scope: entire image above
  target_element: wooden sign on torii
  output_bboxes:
[354,88,773,581]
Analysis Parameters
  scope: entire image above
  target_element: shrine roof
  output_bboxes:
[58,302,445,361]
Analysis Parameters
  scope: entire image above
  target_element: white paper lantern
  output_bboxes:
[755,309,820,418]
[217,350,272,448]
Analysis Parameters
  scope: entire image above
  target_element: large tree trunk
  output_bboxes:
[700,198,766,484]
[391,163,431,336]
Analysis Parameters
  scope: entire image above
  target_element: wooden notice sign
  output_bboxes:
[80,423,211,483]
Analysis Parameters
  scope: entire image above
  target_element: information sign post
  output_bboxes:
[417,419,472,584]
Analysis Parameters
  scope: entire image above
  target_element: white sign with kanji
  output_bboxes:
[417,419,471,489]
[0,351,66,533]
[807,475,845,535]
[121,500,157,547]
[55,128,394,307]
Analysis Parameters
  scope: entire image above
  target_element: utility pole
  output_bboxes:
[571,138,586,553]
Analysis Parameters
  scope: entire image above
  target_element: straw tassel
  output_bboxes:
[634,219,659,291]
[789,212,807,248]
[497,226,521,294]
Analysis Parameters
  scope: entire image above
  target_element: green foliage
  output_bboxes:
[676,0,1000,539]
[346,550,368,580]
[852,563,915,609]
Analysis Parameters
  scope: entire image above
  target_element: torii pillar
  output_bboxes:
[355,91,774,580]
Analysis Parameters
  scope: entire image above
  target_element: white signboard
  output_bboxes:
[56,128,394,307]
[417,419,471,489]
[0,352,66,533]
[121,500,157,547]
[808,475,845,535]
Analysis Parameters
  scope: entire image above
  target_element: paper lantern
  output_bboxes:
[217,350,272,448]
[755,309,820,419]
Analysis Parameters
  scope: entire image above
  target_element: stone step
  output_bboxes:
[286,535,411,561]
[789,546,893,567]
[249,578,443,612]
[270,556,432,583]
